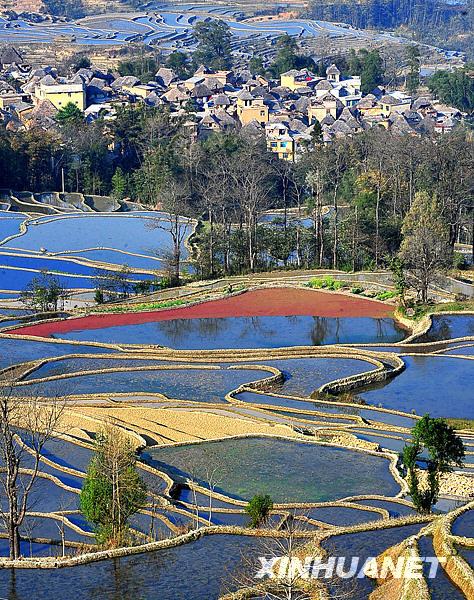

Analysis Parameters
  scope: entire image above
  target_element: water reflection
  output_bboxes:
[57,315,407,349]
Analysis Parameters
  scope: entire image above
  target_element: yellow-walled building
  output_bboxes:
[34,82,86,111]
[265,123,295,162]
[236,91,268,126]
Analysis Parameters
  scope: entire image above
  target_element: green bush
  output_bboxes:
[324,276,336,289]
[245,494,273,528]
[308,278,325,288]
[308,276,339,290]
[453,253,468,271]
[350,287,364,294]
[376,291,397,301]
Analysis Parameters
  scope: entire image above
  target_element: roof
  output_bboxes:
[200,113,219,126]
[356,96,377,109]
[320,114,335,126]
[331,120,352,134]
[390,113,415,134]
[214,109,237,127]
[269,86,292,99]
[326,64,341,75]
[237,89,254,101]
[315,79,333,91]
[1,47,23,66]
[194,64,213,75]
[203,77,223,91]
[412,96,432,110]
[39,74,56,86]
[294,96,311,113]
[155,67,177,87]
[213,94,230,106]
[162,87,189,102]
[241,118,264,138]
[295,85,313,95]
[380,94,402,106]
[191,84,212,98]
[30,99,57,118]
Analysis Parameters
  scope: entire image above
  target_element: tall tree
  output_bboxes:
[193,20,232,70]
[166,51,190,79]
[149,177,193,286]
[55,102,84,127]
[20,272,67,313]
[406,45,421,96]
[402,415,464,514]
[80,425,147,547]
[360,49,383,94]
[399,191,452,302]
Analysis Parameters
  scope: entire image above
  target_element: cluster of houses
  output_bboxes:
[0,46,462,161]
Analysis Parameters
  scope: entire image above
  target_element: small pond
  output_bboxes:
[146,437,400,502]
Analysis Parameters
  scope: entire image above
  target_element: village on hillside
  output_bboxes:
[0,45,465,163]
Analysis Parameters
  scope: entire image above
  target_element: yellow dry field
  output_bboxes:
[65,405,298,447]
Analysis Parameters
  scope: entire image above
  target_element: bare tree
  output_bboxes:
[0,385,65,560]
[147,178,193,286]
[220,511,356,600]
[227,144,275,272]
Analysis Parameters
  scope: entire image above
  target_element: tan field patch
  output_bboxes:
[66,405,299,447]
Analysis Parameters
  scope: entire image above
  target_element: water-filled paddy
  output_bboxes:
[0,336,117,370]
[452,509,474,538]
[0,252,153,277]
[233,391,418,427]
[459,547,474,570]
[355,498,415,518]
[23,357,167,380]
[2,214,193,260]
[17,367,270,403]
[444,344,474,355]
[0,266,97,291]
[301,505,382,526]
[56,248,165,270]
[361,356,474,418]
[0,534,264,600]
[321,524,426,599]
[418,536,467,600]
[148,437,400,502]
[417,315,474,342]
[50,315,406,348]
[248,357,376,396]
[0,216,24,242]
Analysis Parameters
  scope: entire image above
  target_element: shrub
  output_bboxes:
[376,291,397,301]
[245,494,273,528]
[324,275,336,289]
[453,253,468,271]
[308,278,325,288]
[351,287,364,294]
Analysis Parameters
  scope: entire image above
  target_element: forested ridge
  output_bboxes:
[306,0,473,57]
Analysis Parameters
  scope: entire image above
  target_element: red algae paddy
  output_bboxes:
[8,288,395,338]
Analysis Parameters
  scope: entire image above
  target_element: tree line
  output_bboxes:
[1,105,472,287]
